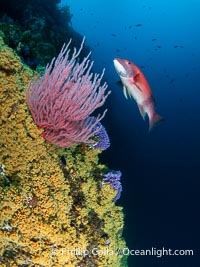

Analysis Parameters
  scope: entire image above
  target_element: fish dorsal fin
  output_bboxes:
[123,86,129,99]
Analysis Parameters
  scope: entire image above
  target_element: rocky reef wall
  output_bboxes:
[0,37,127,267]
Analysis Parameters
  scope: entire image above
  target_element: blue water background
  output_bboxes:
[62,1,200,266]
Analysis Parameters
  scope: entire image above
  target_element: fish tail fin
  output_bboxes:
[149,113,164,132]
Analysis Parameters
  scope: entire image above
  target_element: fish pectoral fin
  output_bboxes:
[123,86,129,99]
[131,69,138,78]
[138,104,146,120]
[132,74,142,92]
[133,73,140,81]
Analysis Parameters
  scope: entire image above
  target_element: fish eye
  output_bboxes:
[128,61,131,65]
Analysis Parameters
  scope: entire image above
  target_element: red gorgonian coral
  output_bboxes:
[26,38,110,147]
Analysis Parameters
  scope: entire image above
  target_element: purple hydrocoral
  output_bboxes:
[103,171,122,202]
[93,122,110,151]
[26,38,110,148]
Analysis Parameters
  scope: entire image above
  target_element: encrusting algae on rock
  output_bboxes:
[0,36,127,266]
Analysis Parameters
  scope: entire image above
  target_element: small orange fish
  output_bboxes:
[113,58,164,131]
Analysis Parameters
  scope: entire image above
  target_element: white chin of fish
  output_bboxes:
[113,60,127,77]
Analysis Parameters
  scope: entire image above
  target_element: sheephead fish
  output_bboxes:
[113,58,164,131]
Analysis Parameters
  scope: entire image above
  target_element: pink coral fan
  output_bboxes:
[26,38,110,147]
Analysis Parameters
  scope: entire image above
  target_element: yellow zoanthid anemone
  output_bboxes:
[0,36,127,267]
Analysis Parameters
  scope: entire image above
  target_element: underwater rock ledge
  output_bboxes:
[0,37,127,266]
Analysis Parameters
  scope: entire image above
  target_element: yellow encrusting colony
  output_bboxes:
[0,36,127,266]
